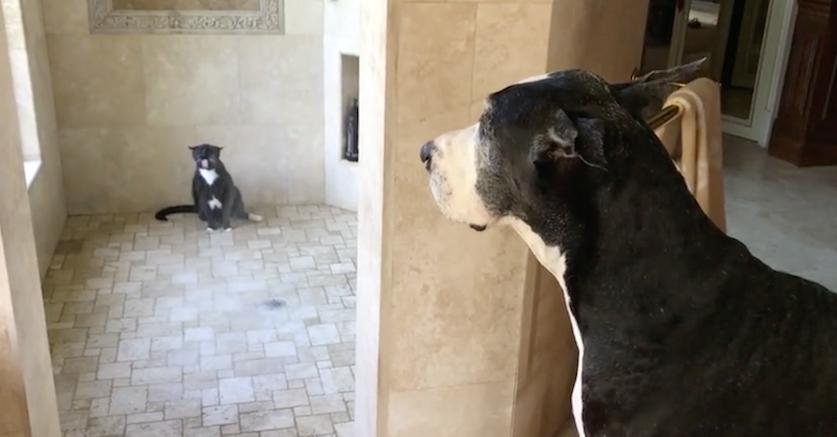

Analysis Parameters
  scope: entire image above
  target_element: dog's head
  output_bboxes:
[421,61,704,236]
[190,144,223,170]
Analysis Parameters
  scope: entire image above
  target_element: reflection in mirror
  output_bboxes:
[719,0,770,120]
[641,0,677,74]
[682,0,721,74]
[640,0,772,121]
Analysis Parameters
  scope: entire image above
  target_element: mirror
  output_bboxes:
[640,0,772,122]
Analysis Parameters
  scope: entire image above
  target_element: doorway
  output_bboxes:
[640,0,796,145]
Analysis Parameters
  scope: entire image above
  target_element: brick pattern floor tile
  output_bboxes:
[47,206,356,436]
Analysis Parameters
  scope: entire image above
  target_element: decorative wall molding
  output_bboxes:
[87,0,284,34]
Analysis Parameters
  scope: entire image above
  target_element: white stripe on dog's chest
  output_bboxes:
[208,196,222,210]
[509,219,586,437]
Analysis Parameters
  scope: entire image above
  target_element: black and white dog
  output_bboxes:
[421,63,837,436]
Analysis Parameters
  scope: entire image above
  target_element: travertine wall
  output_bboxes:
[512,262,578,437]
[0,4,61,435]
[547,0,650,82]
[357,0,556,436]
[2,0,67,275]
[43,0,325,214]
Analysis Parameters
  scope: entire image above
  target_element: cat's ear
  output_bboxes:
[188,145,196,150]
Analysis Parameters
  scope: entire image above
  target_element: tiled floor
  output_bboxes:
[44,205,357,437]
[723,136,837,290]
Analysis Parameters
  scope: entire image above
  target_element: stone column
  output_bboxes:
[356,0,552,436]
[547,0,650,81]
[0,4,61,436]
[357,1,649,436]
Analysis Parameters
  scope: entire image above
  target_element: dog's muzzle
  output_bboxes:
[420,141,435,173]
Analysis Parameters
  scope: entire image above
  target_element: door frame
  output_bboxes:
[720,0,797,146]
[668,0,692,68]
[663,0,797,146]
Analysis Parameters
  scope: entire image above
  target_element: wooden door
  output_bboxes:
[770,0,837,166]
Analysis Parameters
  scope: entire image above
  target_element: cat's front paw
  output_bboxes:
[224,228,232,232]
[206,227,215,233]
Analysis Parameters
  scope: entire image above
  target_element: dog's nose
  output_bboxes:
[420,141,435,171]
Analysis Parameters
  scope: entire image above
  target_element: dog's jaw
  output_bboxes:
[426,123,495,229]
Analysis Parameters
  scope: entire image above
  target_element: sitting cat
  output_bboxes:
[155,144,262,231]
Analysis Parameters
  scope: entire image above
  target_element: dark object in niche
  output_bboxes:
[345,98,359,162]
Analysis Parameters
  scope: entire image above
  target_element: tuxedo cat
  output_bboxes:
[155,144,262,231]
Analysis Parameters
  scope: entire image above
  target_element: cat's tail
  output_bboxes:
[155,205,196,221]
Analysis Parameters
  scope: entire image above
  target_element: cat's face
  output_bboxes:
[190,144,223,170]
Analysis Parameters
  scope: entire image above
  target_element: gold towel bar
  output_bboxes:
[646,105,680,130]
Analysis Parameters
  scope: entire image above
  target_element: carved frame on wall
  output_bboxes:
[87,0,284,34]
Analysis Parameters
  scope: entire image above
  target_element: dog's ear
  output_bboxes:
[610,58,706,119]
[531,109,607,171]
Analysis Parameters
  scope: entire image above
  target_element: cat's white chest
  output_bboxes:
[199,169,219,186]
[208,196,222,210]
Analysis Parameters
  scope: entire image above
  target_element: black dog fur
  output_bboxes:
[423,62,837,436]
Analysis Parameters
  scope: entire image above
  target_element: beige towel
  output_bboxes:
[653,78,726,231]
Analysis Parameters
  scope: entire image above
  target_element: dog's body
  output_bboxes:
[421,64,837,436]
[155,144,262,231]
